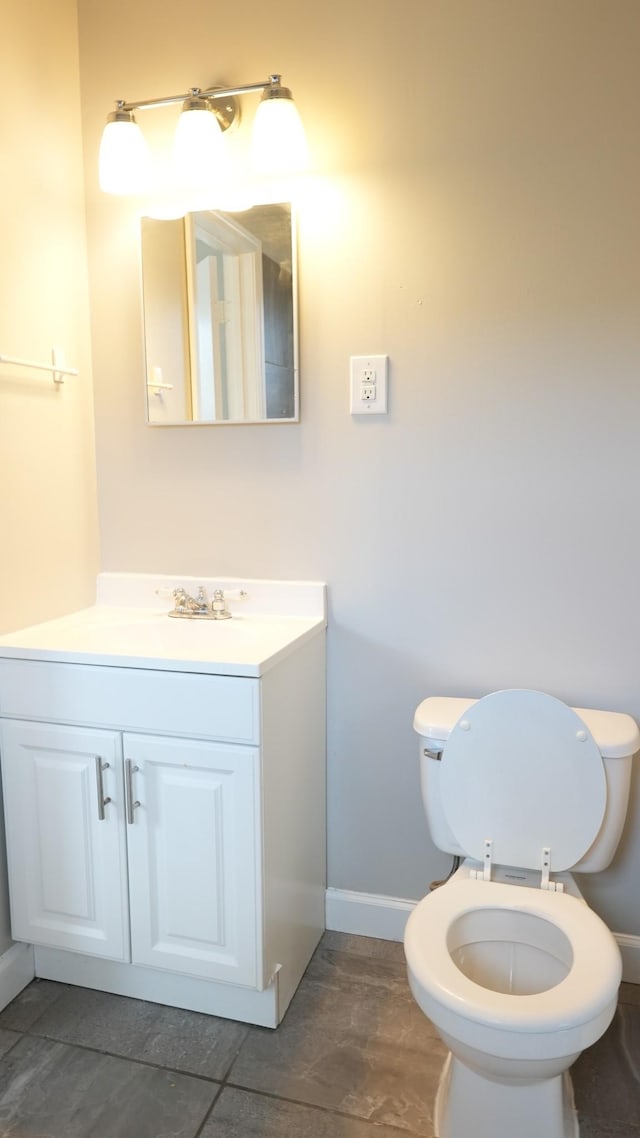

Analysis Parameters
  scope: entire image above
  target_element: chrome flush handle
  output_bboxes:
[423,747,443,761]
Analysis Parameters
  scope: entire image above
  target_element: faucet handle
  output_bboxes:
[171,587,189,612]
[211,589,232,620]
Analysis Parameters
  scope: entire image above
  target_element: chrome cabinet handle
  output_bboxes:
[94,756,112,821]
[125,759,141,825]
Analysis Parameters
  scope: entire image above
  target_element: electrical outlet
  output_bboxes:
[350,355,388,414]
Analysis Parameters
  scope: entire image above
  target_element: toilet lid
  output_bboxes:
[440,690,607,872]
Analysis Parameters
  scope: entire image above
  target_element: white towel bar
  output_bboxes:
[0,348,78,384]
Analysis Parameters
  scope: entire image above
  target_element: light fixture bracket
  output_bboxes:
[205,89,240,133]
[179,87,240,132]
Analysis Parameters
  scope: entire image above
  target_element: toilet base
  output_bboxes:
[434,1052,579,1138]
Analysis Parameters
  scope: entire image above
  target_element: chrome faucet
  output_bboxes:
[168,586,233,620]
[169,586,211,618]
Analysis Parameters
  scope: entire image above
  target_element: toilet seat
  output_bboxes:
[440,690,607,873]
[405,877,621,1036]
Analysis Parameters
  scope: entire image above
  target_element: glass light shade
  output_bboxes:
[173,106,228,189]
[99,118,149,195]
[251,96,309,175]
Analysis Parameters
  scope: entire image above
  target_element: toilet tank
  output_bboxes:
[414,695,639,873]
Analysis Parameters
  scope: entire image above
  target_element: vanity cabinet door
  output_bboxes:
[123,734,261,987]
[0,720,129,960]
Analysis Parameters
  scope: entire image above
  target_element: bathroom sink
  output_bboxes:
[0,574,327,677]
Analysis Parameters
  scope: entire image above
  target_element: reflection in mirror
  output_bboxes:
[141,203,298,425]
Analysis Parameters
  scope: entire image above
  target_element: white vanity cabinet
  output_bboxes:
[1,723,259,987]
[0,576,326,1027]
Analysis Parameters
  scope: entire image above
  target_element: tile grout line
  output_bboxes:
[19,1026,227,1086]
[191,1081,226,1138]
[0,1029,27,1062]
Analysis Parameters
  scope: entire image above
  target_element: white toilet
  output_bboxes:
[404,689,639,1138]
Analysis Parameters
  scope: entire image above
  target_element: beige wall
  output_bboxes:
[0,0,99,954]
[78,1,640,933]
[0,0,99,635]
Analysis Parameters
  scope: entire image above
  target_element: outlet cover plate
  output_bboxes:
[350,354,388,415]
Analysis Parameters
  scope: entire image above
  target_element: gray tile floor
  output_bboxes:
[0,931,637,1137]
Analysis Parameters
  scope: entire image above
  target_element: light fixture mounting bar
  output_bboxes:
[119,78,277,114]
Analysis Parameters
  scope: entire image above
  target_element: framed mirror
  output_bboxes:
[141,202,298,425]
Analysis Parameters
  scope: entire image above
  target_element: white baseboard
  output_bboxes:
[325,888,640,986]
[614,933,640,984]
[0,942,34,1012]
[325,887,414,942]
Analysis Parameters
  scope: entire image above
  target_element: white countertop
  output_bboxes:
[0,574,327,678]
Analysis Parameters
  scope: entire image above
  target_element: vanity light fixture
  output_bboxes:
[98,74,308,195]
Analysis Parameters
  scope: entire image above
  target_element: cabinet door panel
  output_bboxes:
[125,734,260,986]
[0,721,129,960]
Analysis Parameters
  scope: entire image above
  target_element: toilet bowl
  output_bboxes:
[404,689,639,1138]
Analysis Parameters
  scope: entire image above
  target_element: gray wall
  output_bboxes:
[78,0,640,933]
